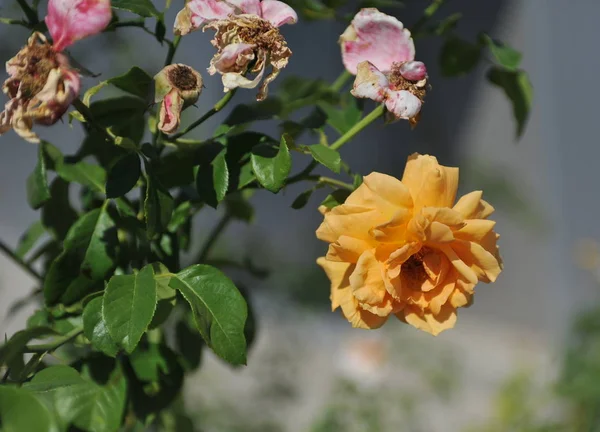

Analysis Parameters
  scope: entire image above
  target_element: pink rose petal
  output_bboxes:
[341,8,415,75]
[227,0,261,15]
[46,0,112,52]
[399,61,427,81]
[184,0,236,30]
[211,42,256,73]
[351,61,388,103]
[384,89,422,120]
[260,0,298,27]
[158,89,184,134]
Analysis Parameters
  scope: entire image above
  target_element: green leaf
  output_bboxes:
[481,34,522,71]
[106,153,141,198]
[277,76,339,115]
[90,97,147,143]
[291,189,314,210]
[108,66,153,99]
[57,162,107,193]
[309,144,341,174]
[24,365,127,432]
[26,143,51,209]
[169,265,247,365]
[0,386,58,432]
[41,178,78,240]
[0,327,56,368]
[440,36,482,77]
[130,343,168,382]
[432,13,461,36]
[112,0,160,17]
[224,98,283,126]
[225,191,255,223]
[103,264,158,353]
[212,149,229,203]
[251,135,292,193]
[15,220,46,259]
[318,94,362,135]
[83,297,119,357]
[320,189,351,209]
[145,171,174,238]
[487,67,533,138]
[176,319,203,371]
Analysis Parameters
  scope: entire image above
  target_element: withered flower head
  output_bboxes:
[154,64,203,134]
[0,33,80,143]
[174,0,297,101]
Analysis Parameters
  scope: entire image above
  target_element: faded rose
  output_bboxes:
[154,64,203,134]
[174,0,297,101]
[316,154,502,336]
[340,9,428,125]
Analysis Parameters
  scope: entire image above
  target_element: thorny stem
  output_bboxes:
[0,240,42,281]
[165,35,182,66]
[171,89,238,140]
[197,214,233,263]
[330,104,385,150]
[24,327,84,354]
[15,0,38,26]
[412,0,447,35]
[331,70,353,92]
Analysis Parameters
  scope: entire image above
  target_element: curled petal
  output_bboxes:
[340,8,415,75]
[227,0,261,15]
[384,89,421,120]
[401,153,459,211]
[347,171,413,216]
[351,61,389,103]
[398,304,457,336]
[260,0,298,27]
[399,61,427,81]
[350,250,387,306]
[453,191,495,219]
[210,43,256,74]
[221,56,266,92]
[46,0,111,52]
[327,235,372,263]
[158,90,184,134]
[174,0,235,35]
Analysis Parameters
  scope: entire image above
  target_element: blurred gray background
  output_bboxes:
[0,0,597,430]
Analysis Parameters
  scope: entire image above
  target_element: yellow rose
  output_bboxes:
[316,153,502,335]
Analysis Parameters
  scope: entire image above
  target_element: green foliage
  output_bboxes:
[111,0,160,17]
[251,134,292,193]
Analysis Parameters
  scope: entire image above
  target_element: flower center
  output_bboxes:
[388,62,427,100]
[402,248,429,286]
[236,16,284,50]
[19,43,59,100]
[168,65,198,91]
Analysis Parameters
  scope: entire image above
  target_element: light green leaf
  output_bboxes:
[26,143,51,209]
[79,202,116,280]
[169,265,247,365]
[15,220,46,259]
[111,0,160,17]
[144,171,174,238]
[487,67,533,138]
[108,66,153,99]
[103,264,158,353]
[309,144,341,174]
[106,153,141,198]
[212,149,229,203]
[318,95,362,135]
[57,162,107,193]
[0,386,58,432]
[251,134,291,193]
[83,297,119,357]
[481,34,522,71]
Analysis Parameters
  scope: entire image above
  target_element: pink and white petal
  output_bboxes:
[226,0,261,15]
[384,89,421,120]
[177,0,235,34]
[260,0,298,27]
[211,43,256,73]
[399,61,427,81]
[351,61,389,103]
[158,90,184,134]
[341,8,414,75]
[221,59,266,91]
[46,0,111,52]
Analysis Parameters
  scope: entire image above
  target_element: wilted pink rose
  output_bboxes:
[174,0,297,101]
[341,9,429,125]
[46,0,112,52]
[154,64,203,134]
[0,33,80,142]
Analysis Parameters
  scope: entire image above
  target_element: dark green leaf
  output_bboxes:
[145,171,174,238]
[251,135,292,193]
[169,265,248,365]
[291,189,314,209]
[320,189,351,209]
[26,143,51,209]
[481,34,522,71]
[155,18,166,43]
[57,162,106,193]
[487,67,533,138]
[318,94,362,135]
[111,0,160,17]
[176,319,203,371]
[0,327,56,368]
[103,264,158,353]
[90,97,147,143]
[224,98,283,126]
[24,365,127,432]
[108,66,153,99]
[440,36,482,77]
[212,149,229,203]
[309,144,341,174]
[41,178,78,240]
[15,220,46,259]
[154,150,196,189]
[83,297,119,357]
[432,13,461,36]
[0,386,58,432]
[225,191,255,222]
[106,153,141,198]
[278,76,339,115]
